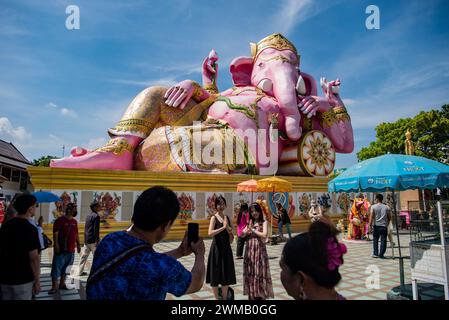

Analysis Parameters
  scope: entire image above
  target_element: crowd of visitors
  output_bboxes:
[0,187,351,301]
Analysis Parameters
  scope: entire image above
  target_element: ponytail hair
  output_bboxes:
[281,219,346,288]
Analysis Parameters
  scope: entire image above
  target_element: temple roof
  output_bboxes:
[0,139,31,169]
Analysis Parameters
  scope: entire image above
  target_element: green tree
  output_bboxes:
[357,105,449,163]
[32,155,57,167]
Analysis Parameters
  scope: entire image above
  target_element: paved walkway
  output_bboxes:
[35,233,420,300]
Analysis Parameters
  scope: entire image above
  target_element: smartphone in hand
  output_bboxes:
[187,223,199,245]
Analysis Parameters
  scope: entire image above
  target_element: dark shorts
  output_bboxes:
[51,252,74,279]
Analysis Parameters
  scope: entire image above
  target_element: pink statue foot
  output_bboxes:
[50,136,141,170]
[70,146,89,157]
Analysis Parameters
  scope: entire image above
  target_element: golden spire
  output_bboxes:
[405,129,415,155]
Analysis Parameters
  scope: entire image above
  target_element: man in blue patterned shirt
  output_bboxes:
[86,186,205,300]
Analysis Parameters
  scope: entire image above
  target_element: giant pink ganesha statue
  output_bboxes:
[51,34,354,176]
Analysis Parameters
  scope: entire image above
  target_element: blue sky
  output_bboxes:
[1,0,448,169]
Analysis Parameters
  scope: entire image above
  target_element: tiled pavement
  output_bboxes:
[35,233,425,300]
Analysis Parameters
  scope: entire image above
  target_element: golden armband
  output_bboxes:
[191,82,204,100]
[203,83,219,94]
[333,106,351,122]
[317,109,338,128]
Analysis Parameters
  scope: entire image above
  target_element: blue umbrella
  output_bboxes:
[328,154,449,298]
[328,154,449,192]
[32,191,61,203]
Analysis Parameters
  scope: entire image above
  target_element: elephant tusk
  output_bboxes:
[258,79,273,93]
[296,75,306,96]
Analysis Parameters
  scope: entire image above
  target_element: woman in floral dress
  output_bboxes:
[243,203,274,300]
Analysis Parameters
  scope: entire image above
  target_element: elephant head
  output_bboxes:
[229,33,317,141]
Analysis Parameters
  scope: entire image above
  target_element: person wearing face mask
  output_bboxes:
[206,195,236,300]
[280,220,347,300]
[48,202,81,294]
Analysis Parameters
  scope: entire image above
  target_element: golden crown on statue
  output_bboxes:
[250,33,299,60]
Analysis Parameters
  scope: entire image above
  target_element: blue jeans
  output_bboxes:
[51,252,74,279]
[373,226,388,257]
[285,223,292,239]
[278,222,292,239]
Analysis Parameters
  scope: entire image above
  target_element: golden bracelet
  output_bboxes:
[191,82,204,100]
[318,109,338,128]
[333,106,347,114]
[333,106,350,122]
[204,83,219,94]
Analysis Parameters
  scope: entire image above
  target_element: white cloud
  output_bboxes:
[86,137,107,150]
[0,24,31,36]
[44,102,78,118]
[342,99,357,107]
[0,117,32,141]
[60,107,78,118]
[110,77,177,88]
[134,63,202,75]
[271,0,339,36]
[273,0,313,35]
[46,102,58,109]
[48,134,63,141]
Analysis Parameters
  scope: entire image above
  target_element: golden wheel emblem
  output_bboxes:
[299,130,335,176]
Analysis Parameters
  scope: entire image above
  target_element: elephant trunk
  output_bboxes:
[272,71,301,141]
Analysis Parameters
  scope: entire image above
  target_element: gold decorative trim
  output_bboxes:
[27,166,330,192]
[318,109,338,128]
[333,106,347,113]
[110,119,153,136]
[333,106,351,122]
[257,54,297,66]
[302,116,313,132]
[96,137,134,156]
[251,33,298,60]
[204,83,218,94]
[191,82,203,100]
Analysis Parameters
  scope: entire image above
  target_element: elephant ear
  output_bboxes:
[230,56,253,86]
[300,72,318,96]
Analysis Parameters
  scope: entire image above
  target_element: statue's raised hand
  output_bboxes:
[202,49,218,85]
[164,80,196,109]
[320,77,341,106]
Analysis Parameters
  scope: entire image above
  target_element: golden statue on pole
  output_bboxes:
[405,130,415,155]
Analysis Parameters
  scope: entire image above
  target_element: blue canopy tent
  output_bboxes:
[328,154,449,298]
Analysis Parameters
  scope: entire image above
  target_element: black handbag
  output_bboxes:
[42,233,53,249]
